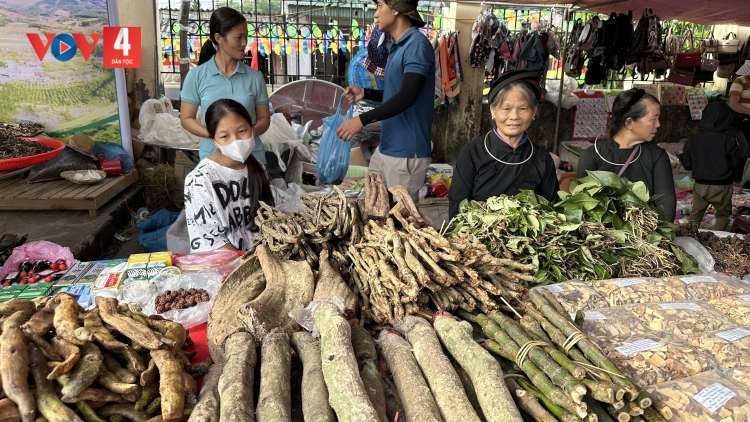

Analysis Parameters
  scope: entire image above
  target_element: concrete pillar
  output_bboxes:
[431,3,485,164]
[119,0,159,98]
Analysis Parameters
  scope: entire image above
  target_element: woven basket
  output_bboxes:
[60,170,106,185]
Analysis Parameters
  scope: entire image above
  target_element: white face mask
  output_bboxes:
[214,136,255,163]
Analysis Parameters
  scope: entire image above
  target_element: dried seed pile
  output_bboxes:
[0,295,208,422]
[155,288,210,313]
[0,135,53,160]
[675,223,750,277]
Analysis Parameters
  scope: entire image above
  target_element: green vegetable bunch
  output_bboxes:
[445,171,699,284]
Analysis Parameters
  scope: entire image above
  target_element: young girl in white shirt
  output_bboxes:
[184,98,274,252]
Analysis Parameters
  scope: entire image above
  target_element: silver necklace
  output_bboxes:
[594,135,641,166]
[484,131,534,166]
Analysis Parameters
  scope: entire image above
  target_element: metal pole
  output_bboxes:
[552,6,570,156]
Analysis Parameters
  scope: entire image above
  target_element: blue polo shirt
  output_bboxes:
[380,27,435,158]
[181,57,269,162]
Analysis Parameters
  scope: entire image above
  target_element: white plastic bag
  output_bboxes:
[137,267,226,328]
[138,98,201,149]
[546,77,580,109]
[674,236,716,274]
[261,114,313,171]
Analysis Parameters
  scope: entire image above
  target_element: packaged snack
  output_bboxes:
[126,262,148,281]
[667,274,750,301]
[149,252,173,266]
[534,281,609,313]
[708,295,750,325]
[147,260,168,280]
[127,253,151,263]
[624,301,737,336]
[688,328,750,369]
[590,277,691,306]
[646,370,750,421]
[577,306,653,348]
[603,334,718,388]
[55,261,90,286]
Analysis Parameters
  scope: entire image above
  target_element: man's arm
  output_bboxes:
[358,73,426,125]
[729,95,750,116]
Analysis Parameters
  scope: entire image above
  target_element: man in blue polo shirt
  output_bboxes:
[337,0,435,203]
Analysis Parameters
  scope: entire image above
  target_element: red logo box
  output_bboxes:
[103,27,141,68]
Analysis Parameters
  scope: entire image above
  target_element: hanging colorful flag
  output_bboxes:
[251,36,259,70]
[340,34,347,52]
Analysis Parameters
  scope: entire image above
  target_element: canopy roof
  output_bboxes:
[470,0,750,26]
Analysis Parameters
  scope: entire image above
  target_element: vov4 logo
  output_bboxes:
[26,27,141,68]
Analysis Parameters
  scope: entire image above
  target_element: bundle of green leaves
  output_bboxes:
[445,171,699,284]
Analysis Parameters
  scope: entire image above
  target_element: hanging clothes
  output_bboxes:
[520,32,545,70]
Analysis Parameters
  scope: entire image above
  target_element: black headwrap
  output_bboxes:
[488,70,543,106]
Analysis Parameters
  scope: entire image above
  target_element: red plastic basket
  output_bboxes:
[0,137,65,171]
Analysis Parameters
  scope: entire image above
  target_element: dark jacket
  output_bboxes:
[681,102,746,185]
[449,131,559,218]
[578,140,675,221]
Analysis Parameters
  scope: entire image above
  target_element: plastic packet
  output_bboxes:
[646,370,750,420]
[139,268,224,329]
[666,274,750,301]
[576,306,652,348]
[624,301,737,336]
[708,295,750,325]
[725,367,750,391]
[674,236,717,274]
[288,296,345,338]
[603,334,718,388]
[534,281,609,313]
[172,250,239,272]
[590,277,691,306]
[688,328,750,369]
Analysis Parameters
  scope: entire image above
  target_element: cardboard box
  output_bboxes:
[56,261,90,286]
[17,283,53,300]
[77,285,92,308]
[77,260,126,286]
[150,252,173,266]
[0,291,20,302]
[93,272,124,290]
[128,253,151,263]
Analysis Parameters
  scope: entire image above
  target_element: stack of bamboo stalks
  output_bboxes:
[465,288,669,422]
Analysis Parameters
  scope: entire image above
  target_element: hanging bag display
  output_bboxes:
[701,55,720,72]
[717,62,736,78]
[718,32,742,54]
[668,68,697,86]
[664,27,679,57]
[702,31,718,54]
[675,30,701,69]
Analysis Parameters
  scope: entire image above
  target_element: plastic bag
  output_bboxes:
[709,295,750,325]
[137,209,181,253]
[26,147,99,183]
[288,297,345,338]
[93,142,133,174]
[674,236,716,274]
[688,328,750,369]
[576,306,652,348]
[139,267,225,329]
[624,300,737,336]
[138,98,201,149]
[316,98,353,185]
[667,273,750,301]
[647,370,750,420]
[172,250,240,273]
[166,210,190,255]
[0,240,75,280]
[590,277,691,306]
[535,282,609,313]
[603,334,718,388]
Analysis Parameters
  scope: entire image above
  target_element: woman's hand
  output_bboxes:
[180,102,209,138]
[343,86,365,103]
[336,116,363,141]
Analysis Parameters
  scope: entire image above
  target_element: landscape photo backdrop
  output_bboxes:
[0,0,122,142]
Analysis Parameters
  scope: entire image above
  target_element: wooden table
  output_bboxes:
[0,173,137,216]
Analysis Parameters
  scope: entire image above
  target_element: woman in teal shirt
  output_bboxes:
[180,7,271,162]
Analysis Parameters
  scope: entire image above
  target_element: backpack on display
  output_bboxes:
[564,19,584,77]
[606,11,634,71]
[646,11,662,53]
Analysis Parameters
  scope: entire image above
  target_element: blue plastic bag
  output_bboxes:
[137,209,181,252]
[93,142,134,174]
[316,98,353,185]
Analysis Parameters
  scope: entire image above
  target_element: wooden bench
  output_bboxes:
[0,173,137,216]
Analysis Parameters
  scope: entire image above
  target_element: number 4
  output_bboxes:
[114,27,130,57]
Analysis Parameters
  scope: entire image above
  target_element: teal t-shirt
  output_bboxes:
[181,57,269,162]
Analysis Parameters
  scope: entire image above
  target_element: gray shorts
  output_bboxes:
[368,147,431,204]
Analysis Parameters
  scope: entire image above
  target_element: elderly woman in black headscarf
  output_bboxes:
[577,88,675,221]
[449,70,559,219]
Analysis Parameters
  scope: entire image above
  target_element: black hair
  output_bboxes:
[205,98,274,231]
[608,88,660,139]
[198,7,247,65]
